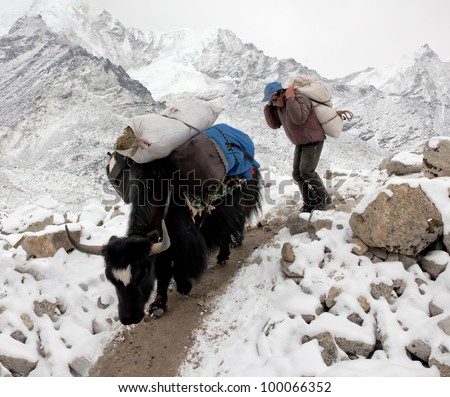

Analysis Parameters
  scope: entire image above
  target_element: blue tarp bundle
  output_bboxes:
[203,123,260,179]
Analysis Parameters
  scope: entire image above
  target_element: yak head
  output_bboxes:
[65,221,170,325]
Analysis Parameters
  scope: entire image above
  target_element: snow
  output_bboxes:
[390,151,423,166]
[1,167,449,377]
[1,0,450,380]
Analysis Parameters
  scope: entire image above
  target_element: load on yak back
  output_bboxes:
[65,99,262,325]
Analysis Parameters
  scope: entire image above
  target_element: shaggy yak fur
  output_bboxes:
[67,157,261,325]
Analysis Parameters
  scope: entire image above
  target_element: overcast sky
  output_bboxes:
[2,0,449,78]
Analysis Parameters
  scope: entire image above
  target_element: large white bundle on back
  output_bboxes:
[160,100,223,131]
[313,104,343,138]
[116,101,223,163]
[290,75,333,106]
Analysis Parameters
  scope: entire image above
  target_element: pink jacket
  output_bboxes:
[264,91,326,145]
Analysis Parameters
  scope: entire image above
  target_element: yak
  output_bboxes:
[66,155,261,325]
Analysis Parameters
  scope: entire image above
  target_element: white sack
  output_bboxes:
[291,75,333,106]
[117,114,198,164]
[159,100,223,131]
[313,104,343,138]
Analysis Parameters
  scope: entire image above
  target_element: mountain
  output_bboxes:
[0,0,449,210]
[342,45,450,103]
[0,14,160,209]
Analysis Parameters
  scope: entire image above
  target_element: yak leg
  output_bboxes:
[149,255,172,318]
[173,260,192,295]
[217,238,231,265]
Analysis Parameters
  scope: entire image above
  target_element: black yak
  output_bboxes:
[66,155,261,325]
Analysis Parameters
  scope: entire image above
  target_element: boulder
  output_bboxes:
[302,331,338,366]
[334,336,375,357]
[420,250,449,280]
[423,136,450,178]
[0,355,37,377]
[406,339,431,362]
[69,357,91,377]
[0,205,54,234]
[20,228,81,258]
[350,183,443,255]
[286,214,308,235]
[379,151,423,176]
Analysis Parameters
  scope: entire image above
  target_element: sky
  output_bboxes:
[93,0,450,78]
[1,0,449,78]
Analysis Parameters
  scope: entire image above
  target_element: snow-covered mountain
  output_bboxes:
[0,0,449,210]
[0,13,160,209]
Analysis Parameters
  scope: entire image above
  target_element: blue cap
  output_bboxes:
[262,81,283,102]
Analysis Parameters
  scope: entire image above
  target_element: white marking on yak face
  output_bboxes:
[112,264,132,286]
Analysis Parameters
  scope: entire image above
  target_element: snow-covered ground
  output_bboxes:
[1,157,449,376]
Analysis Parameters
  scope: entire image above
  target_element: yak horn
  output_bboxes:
[150,220,171,255]
[65,225,104,256]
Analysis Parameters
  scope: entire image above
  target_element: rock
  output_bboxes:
[429,357,450,377]
[34,300,57,318]
[393,279,407,296]
[302,331,338,366]
[429,292,449,316]
[334,336,375,357]
[301,314,315,324]
[69,357,91,377]
[399,254,417,269]
[387,252,399,262]
[429,343,450,377]
[0,363,12,377]
[429,301,444,317]
[281,261,304,279]
[0,305,5,314]
[307,219,333,239]
[97,295,113,309]
[0,355,37,377]
[110,209,125,219]
[406,339,431,362]
[349,238,369,256]
[21,314,34,331]
[325,286,342,309]
[0,205,54,234]
[437,316,450,336]
[335,203,354,213]
[286,214,308,235]
[281,243,295,263]
[347,313,364,326]
[379,151,423,176]
[420,250,449,280]
[442,230,450,253]
[21,228,81,258]
[423,136,450,178]
[324,170,343,179]
[350,183,443,256]
[358,296,371,313]
[370,282,393,300]
[369,247,388,260]
[10,330,27,344]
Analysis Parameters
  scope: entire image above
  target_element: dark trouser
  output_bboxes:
[292,141,328,206]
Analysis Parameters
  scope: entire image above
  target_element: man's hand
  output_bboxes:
[285,86,295,99]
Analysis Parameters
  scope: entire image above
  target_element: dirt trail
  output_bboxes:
[90,213,288,377]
